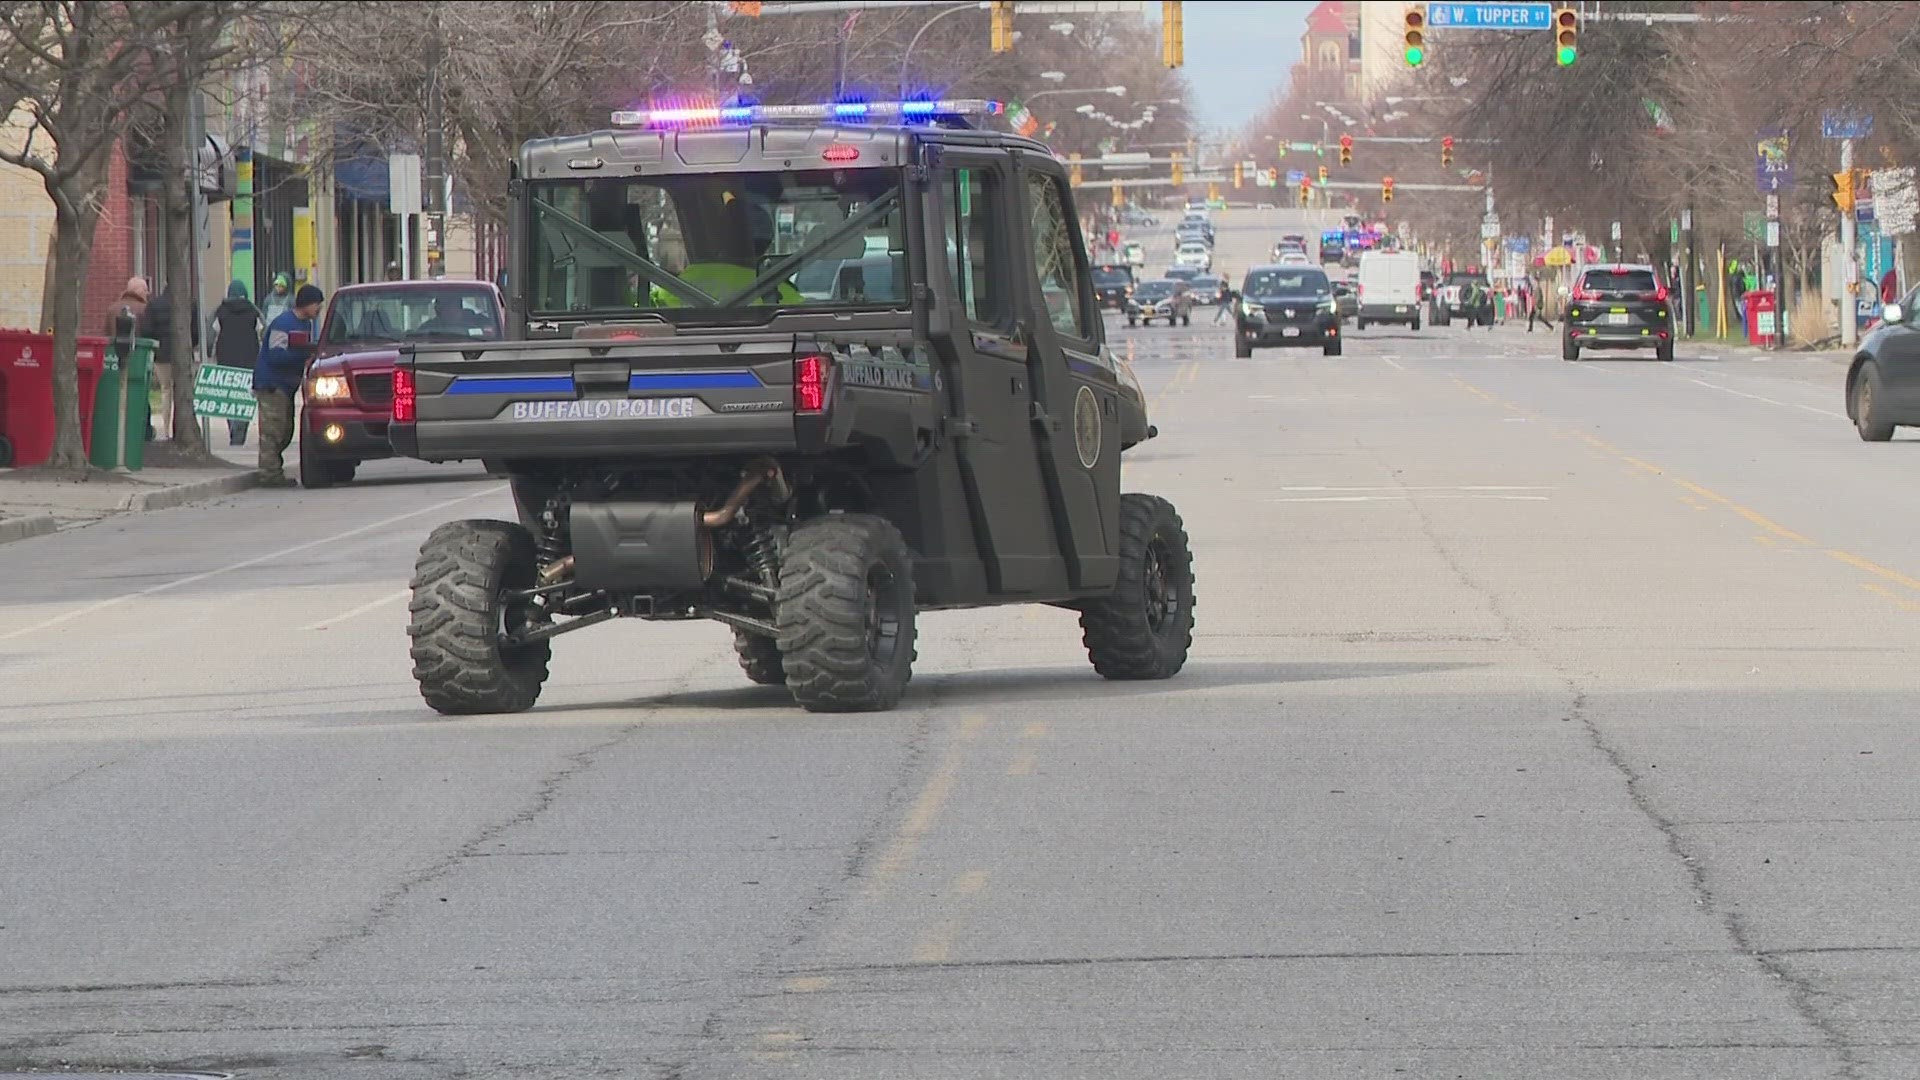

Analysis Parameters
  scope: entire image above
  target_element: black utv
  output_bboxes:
[389,101,1197,714]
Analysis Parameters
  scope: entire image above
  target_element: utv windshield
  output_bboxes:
[525,168,907,323]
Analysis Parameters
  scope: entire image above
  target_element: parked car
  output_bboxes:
[297,279,506,488]
[1126,278,1195,327]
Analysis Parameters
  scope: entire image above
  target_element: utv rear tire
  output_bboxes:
[1078,494,1195,680]
[734,629,787,685]
[776,513,917,712]
[408,519,552,715]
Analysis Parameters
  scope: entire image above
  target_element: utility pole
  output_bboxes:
[1683,204,1695,337]
[423,7,447,279]
[1840,137,1858,348]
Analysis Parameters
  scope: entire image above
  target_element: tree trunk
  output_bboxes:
[47,199,98,470]
[163,80,205,452]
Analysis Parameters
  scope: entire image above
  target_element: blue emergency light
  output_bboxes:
[611,99,1004,129]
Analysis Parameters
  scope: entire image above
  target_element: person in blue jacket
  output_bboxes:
[253,283,323,486]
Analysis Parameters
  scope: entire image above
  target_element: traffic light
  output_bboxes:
[1170,151,1183,185]
[1339,132,1353,166]
[1069,152,1082,186]
[990,0,1014,53]
[1553,7,1578,65]
[1832,170,1856,213]
[1112,183,1124,208]
[1298,178,1311,206]
[1382,175,1394,202]
[1233,161,1243,188]
[1162,1,1183,67]
[1403,8,1426,67]
[1267,167,1278,184]
[1318,164,1328,183]
[1441,135,1454,166]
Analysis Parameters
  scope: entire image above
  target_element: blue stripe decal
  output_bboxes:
[629,371,762,391]
[447,376,575,395]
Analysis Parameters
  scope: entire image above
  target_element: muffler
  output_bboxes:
[568,501,713,590]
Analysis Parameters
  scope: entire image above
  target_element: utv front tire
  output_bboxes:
[1078,494,1195,680]
[776,513,917,712]
[734,629,787,685]
[408,519,552,715]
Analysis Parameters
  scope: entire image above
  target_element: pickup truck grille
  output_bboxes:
[354,372,394,407]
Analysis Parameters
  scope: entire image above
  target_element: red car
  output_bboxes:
[298,279,506,488]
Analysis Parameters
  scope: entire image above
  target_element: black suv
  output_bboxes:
[1091,263,1134,309]
[1562,263,1675,361]
[1234,264,1341,357]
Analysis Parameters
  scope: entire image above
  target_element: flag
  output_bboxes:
[1007,102,1039,138]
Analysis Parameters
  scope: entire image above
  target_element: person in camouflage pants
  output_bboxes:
[252,283,324,486]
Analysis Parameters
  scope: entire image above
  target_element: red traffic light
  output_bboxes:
[1441,136,1454,148]
[1339,133,1354,148]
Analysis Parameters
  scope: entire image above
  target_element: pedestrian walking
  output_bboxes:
[1213,282,1236,324]
[143,282,198,442]
[1527,276,1554,332]
[253,283,323,487]
[261,271,293,322]
[212,280,264,446]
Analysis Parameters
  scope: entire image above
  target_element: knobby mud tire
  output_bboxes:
[1078,493,1196,680]
[775,513,917,713]
[407,519,552,715]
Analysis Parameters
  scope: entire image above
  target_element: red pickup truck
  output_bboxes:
[298,278,505,488]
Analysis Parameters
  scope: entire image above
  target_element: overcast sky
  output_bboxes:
[1147,1,1320,135]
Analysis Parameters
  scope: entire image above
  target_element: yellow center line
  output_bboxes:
[865,714,985,895]
[783,976,831,993]
[911,869,993,963]
[1446,374,1920,597]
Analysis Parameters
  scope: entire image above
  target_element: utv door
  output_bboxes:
[1007,158,1122,592]
[921,147,1067,595]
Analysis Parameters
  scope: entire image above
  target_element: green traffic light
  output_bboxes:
[1556,45,1577,65]
[1405,45,1425,66]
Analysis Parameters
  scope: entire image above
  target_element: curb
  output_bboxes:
[0,514,58,545]
[119,471,260,512]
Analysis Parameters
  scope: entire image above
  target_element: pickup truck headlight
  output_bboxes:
[307,374,351,402]
[1318,299,1337,313]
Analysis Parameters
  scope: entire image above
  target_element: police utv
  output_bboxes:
[388,100,1196,713]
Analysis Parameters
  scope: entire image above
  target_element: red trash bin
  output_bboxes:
[1744,289,1778,347]
[74,335,106,454]
[0,329,107,468]
[0,328,55,468]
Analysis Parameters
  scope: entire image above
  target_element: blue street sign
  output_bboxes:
[1426,3,1553,29]
[1505,236,1531,254]
[1286,169,1305,184]
[1821,111,1873,140]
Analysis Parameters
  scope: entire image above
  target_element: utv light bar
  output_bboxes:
[610,99,1004,129]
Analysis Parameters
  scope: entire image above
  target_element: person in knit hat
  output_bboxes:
[252,283,324,486]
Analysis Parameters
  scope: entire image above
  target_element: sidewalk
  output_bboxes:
[0,421,269,542]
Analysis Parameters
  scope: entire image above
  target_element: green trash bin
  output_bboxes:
[91,336,155,471]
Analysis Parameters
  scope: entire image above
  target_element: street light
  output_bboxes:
[1026,85,1126,103]
[1040,70,1066,82]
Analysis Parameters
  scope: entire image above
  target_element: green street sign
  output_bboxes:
[193,363,258,421]
[1669,218,1679,245]
[1288,142,1317,152]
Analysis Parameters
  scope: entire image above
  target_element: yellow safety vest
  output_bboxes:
[645,263,802,307]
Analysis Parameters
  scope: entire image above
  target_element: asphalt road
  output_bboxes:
[4,209,1918,1080]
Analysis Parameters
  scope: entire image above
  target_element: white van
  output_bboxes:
[1354,249,1421,330]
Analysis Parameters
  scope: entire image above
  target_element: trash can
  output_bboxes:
[91,336,156,471]
[1743,289,1778,348]
[75,335,106,455]
[0,328,107,468]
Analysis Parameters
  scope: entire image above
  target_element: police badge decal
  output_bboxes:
[1073,384,1102,469]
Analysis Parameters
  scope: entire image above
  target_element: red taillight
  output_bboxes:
[1572,284,1597,302]
[794,353,828,413]
[392,366,416,422]
[822,144,860,162]
[1652,283,1670,302]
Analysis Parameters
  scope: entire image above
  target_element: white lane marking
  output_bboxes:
[1568,362,1630,376]
[1682,377,1844,418]
[0,486,506,643]
[301,587,415,632]
[1268,494,1550,503]
[1381,356,1408,371]
[1280,485,1555,492]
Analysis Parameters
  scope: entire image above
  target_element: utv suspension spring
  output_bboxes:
[744,525,781,589]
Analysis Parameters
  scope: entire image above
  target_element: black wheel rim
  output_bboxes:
[1143,534,1180,633]
[865,565,903,662]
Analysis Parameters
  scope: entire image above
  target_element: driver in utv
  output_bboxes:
[649,193,803,307]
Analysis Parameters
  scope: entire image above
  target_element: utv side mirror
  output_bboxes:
[1884,302,1905,325]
